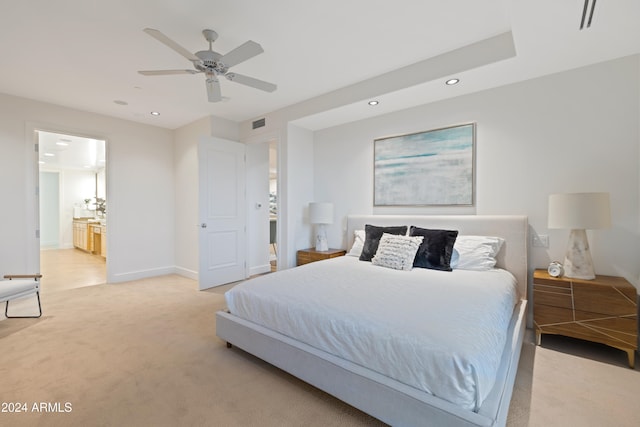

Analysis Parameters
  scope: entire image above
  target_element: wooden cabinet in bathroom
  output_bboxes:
[73,220,89,251]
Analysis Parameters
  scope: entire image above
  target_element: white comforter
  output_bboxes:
[225,256,518,411]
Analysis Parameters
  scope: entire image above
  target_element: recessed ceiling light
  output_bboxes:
[150,111,160,116]
[368,100,379,106]
[445,78,460,85]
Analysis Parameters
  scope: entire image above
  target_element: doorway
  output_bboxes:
[37,130,107,293]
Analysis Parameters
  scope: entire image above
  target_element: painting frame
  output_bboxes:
[373,123,476,206]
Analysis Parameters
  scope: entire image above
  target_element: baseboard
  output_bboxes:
[109,266,177,283]
[249,263,271,276]
[174,266,198,280]
[109,264,269,284]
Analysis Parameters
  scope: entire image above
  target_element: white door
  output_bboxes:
[198,136,246,290]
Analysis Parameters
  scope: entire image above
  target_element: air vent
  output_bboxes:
[580,0,596,30]
[252,118,266,129]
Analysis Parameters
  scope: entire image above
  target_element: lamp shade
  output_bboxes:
[309,202,334,224]
[548,192,611,230]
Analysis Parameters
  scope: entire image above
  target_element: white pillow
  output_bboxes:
[453,235,505,271]
[371,233,423,271]
[450,248,460,268]
[347,229,366,256]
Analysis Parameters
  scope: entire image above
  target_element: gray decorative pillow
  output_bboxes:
[371,233,423,271]
[359,224,408,262]
[409,226,458,271]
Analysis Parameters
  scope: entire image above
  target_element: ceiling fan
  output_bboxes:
[138,28,277,102]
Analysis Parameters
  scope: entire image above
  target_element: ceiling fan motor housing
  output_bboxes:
[195,50,228,75]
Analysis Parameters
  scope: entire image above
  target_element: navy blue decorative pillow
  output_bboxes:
[359,224,408,262]
[409,226,458,271]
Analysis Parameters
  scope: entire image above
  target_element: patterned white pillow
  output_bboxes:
[371,233,423,271]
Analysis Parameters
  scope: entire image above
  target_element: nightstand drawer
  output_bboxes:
[297,248,346,266]
[573,308,637,328]
[573,285,637,316]
[533,287,573,309]
[543,321,637,350]
[297,252,312,265]
[534,277,572,289]
[534,304,573,325]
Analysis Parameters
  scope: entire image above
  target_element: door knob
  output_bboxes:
[200,223,207,228]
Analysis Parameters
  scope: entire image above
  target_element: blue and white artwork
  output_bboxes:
[374,123,475,206]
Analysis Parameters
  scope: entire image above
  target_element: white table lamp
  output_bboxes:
[309,202,333,251]
[548,192,611,280]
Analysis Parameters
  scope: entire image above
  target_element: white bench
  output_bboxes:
[0,274,42,318]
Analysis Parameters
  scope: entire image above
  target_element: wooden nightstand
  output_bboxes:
[297,248,346,266]
[533,269,638,368]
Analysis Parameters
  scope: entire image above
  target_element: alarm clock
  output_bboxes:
[548,261,564,277]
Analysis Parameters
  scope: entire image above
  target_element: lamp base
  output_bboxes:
[315,224,328,252]
[315,237,328,252]
[563,229,596,280]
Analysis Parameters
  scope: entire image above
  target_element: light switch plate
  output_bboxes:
[532,234,549,248]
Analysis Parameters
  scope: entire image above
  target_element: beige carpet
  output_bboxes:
[1,275,639,426]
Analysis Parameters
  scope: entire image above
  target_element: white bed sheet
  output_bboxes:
[225,256,518,412]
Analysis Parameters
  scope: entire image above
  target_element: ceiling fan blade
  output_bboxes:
[143,28,200,62]
[138,69,199,76]
[206,77,222,102]
[220,41,264,67]
[225,73,277,92]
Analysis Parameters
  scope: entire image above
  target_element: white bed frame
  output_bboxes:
[217,215,528,427]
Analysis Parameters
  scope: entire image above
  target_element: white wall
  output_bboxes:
[0,93,175,283]
[39,171,60,248]
[313,55,640,287]
[210,115,240,141]
[282,124,315,268]
[638,59,640,286]
[173,116,211,279]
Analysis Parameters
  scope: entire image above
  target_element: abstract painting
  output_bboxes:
[374,123,475,206]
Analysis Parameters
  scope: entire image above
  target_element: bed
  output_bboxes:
[216,215,528,426]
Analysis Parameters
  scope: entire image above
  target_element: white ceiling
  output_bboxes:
[38,131,105,171]
[1,1,638,131]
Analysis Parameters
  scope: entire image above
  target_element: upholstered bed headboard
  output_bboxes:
[346,215,529,299]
